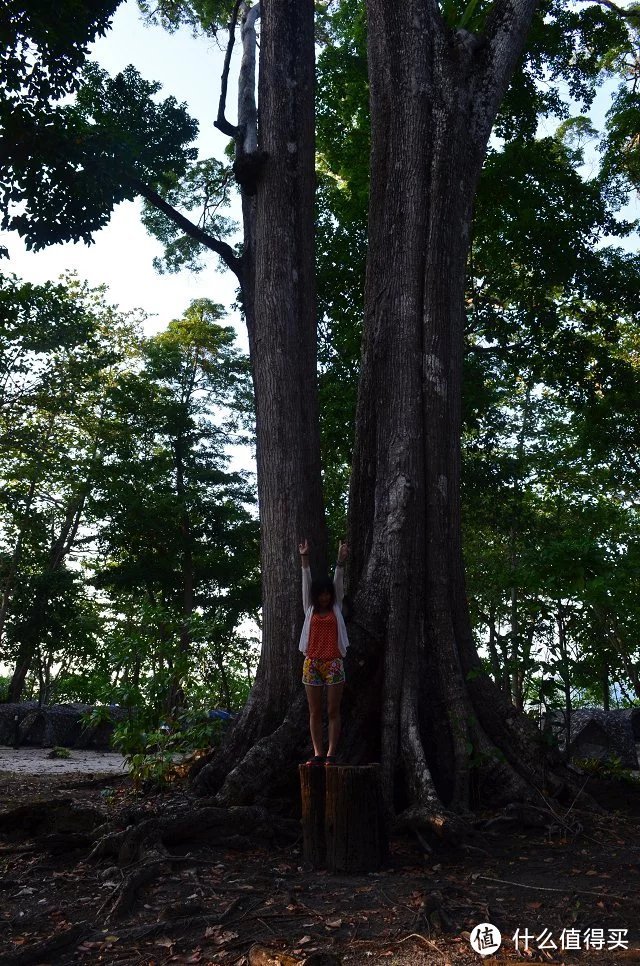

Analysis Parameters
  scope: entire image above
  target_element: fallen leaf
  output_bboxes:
[527,901,542,909]
[299,936,312,944]
[326,918,342,928]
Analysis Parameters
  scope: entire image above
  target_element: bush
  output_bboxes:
[112,709,227,790]
[575,755,640,786]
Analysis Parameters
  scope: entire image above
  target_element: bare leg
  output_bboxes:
[326,682,344,757]
[305,684,324,757]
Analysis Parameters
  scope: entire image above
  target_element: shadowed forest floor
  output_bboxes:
[1,766,639,965]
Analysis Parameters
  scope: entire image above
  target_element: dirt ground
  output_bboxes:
[1,761,639,966]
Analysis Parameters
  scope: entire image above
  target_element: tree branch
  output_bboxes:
[216,0,243,138]
[238,2,261,155]
[576,0,640,23]
[474,0,541,144]
[128,177,243,281]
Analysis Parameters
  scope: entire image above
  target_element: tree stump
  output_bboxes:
[299,764,326,868]
[299,764,387,873]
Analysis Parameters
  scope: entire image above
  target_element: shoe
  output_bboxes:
[325,755,337,766]
[305,755,325,766]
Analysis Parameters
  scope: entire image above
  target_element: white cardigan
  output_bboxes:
[298,564,350,657]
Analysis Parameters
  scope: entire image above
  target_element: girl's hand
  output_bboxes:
[338,541,349,564]
[299,539,309,556]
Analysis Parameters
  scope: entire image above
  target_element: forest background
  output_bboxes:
[1,0,640,766]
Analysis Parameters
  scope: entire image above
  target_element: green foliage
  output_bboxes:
[0,1,121,109]
[439,0,489,31]
[602,87,640,191]
[112,709,225,789]
[3,0,640,729]
[80,705,114,729]
[0,275,259,713]
[137,0,241,35]
[141,159,237,273]
[48,745,71,759]
[3,61,198,249]
[575,755,640,786]
[316,0,368,546]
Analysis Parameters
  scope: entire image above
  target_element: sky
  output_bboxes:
[3,0,245,342]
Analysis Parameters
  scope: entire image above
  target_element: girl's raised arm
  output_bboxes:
[299,538,311,612]
[333,541,349,607]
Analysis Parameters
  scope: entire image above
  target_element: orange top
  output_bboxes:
[307,610,340,660]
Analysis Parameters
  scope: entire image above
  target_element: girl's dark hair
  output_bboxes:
[310,576,335,609]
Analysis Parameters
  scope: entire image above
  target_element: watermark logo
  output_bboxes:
[470,923,502,957]
[512,927,629,952]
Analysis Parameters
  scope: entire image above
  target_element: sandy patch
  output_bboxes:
[0,746,128,776]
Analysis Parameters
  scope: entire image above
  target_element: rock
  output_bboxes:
[544,708,640,770]
[0,703,128,750]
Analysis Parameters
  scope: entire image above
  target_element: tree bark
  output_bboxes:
[344,0,547,817]
[299,764,326,867]
[324,765,387,873]
[194,0,326,799]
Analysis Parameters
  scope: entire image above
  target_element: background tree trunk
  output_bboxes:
[8,490,87,703]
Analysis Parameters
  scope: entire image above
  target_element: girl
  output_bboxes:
[298,538,349,765]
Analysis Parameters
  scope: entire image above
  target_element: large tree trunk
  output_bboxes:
[194,0,325,800]
[343,0,551,821]
[195,0,582,820]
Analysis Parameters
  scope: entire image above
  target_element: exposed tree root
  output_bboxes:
[394,805,472,849]
[89,804,296,867]
[85,801,300,920]
[189,687,287,796]
[2,923,88,966]
[87,825,129,863]
[0,800,103,838]
[473,798,590,849]
[194,694,308,805]
[105,838,169,921]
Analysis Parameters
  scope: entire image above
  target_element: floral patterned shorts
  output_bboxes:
[302,657,345,687]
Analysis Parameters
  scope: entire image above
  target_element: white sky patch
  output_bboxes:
[2,0,248,346]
